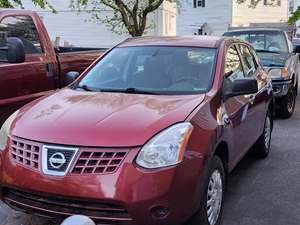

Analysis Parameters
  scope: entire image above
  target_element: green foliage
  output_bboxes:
[289,7,300,25]
[71,0,176,37]
[0,0,56,12]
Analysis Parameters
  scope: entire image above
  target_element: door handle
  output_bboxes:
[45,63,52,78]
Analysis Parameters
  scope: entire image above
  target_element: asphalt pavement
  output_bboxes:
[0,94,300,225]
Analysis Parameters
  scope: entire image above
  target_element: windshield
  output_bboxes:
[77,46,216,95]
[224,31,288,53]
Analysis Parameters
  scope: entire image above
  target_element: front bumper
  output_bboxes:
[0,137,206,225]
[272,79,293,97]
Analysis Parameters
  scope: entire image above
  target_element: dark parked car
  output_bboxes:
[0,36,273,225]
[224,28,299,118]
[0,9,106,125]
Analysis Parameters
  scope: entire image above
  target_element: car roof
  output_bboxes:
[225,28,284,34]
[0,9,37,16]
[118,36,227,48]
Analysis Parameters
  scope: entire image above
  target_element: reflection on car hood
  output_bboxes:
[11,89,205,147]
[257,52,289,67]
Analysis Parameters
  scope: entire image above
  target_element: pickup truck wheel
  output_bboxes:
[252,111,272,158]
[189,156,225,225]
[276,87,296,119]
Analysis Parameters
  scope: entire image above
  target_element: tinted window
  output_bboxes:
[224,46,244,94]
[224,31,288,53]
[78,47,217,95]
[0,16,43,54]
[239,45,257,77]
[0,34,6,62]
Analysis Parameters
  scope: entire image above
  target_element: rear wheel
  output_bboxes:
[252,111,272,158]
[276,87,296,119]
[189,156,225,225]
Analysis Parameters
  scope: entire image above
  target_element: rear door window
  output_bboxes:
[0,16,43,55]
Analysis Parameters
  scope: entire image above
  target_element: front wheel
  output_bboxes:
[276,87,296,119]
[189,156,225,225]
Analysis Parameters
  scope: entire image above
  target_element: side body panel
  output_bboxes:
[0,11,58,125]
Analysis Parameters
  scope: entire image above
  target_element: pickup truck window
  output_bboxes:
[77,46,217,95]
[0,16,43,54]
[224,31,288,53]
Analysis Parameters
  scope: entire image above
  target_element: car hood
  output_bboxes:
[11,89,205,147]
[257,52,289,68]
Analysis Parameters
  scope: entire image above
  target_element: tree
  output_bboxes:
[71,0,176,37]
[289,7,300,25]
[0,0,55,12]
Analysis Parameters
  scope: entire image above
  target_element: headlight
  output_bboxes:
[0,110,19,150]
[268,67,289,79]
[136,122,194,169]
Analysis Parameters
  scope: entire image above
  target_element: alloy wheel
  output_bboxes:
[206,170,223,225]
[264,115,271,149]
[287,89,295,114]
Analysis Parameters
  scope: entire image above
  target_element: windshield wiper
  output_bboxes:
[256,49,281,54]
[100,87,159,95]
[267,63,284,67]
[76,85,159,95]
[76,84,95,92]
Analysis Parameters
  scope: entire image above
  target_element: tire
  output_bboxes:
[189,156,225,225]
[252,111,272,158]
[276,87,296,119]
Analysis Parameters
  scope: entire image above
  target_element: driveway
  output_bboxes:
[1,96,300,225]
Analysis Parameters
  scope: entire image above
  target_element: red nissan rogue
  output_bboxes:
[0,36,273,225]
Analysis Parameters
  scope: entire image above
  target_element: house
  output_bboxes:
[21,0,176,48]
[177,0,289,36]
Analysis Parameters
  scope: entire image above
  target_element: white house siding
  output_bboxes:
[176,0,232,36]
[21,0,176,48]
[232,0,289,27]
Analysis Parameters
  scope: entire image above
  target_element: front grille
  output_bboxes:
[10,137,41,171]
[9,137,129,176]
[3,188,131,224]
[71,150,128,175]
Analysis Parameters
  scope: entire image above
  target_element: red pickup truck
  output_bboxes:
[0,9,106,125]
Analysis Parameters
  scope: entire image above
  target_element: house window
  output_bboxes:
[194,0,205,8]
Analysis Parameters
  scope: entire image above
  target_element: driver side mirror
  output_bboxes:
[224,78,258,100]
[0,37,25,63]
[65,71,80,85]
[293,45,300,54]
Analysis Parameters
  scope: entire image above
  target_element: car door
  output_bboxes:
[238,44,270,142]
[0,15,56,124]
[222,44,254,165]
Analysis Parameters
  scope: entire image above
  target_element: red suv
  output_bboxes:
[0,36,273,225]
